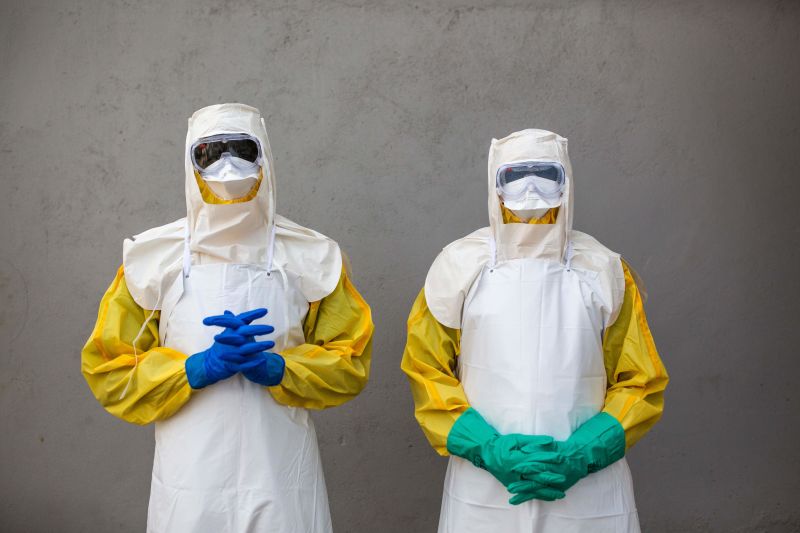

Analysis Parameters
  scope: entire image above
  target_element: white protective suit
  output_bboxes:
[425,130,639,532]
[123,104,341,532]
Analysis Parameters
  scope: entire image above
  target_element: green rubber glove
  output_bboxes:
[508,412,626,505]
[447,408,566,502]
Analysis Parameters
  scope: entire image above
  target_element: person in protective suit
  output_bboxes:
[82,103,373,533]
[401,129,667,533]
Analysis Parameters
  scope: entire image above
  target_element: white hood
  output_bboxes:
[487,129,573,263]
[185,103,276,265]
[123,104,342,310]
[424,129,624,329]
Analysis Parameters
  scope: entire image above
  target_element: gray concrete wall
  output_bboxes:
[1,0,799,531]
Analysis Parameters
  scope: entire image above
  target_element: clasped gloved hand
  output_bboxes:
[185,309,276,389]
[508,412,626,505]
[446,408,567,504]
[202,308,286,387]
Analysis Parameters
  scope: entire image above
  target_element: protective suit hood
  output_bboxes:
[185,103,276,264]
[488,129,573,263]
[123,104,342,309]
[424,129,624,329]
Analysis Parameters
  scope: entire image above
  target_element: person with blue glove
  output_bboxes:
[194,308,286,387]
[82,104,373,532]
[184,309,278,389]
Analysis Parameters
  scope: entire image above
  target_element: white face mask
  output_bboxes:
[200,153,260,200]
[505,204,554,221]
[499,179,562,221]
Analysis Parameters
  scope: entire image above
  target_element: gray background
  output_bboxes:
[1,0,799,531]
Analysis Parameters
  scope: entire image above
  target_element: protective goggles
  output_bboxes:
[190,133,262,170]
[496,161,566,201]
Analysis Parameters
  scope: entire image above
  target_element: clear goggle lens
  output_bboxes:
[496,161,565,200]
[191,133,261,170]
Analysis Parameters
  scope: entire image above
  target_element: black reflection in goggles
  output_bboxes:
[193,139,259,169]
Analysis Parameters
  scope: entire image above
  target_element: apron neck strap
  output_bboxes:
[564,240,574,271]
[488,236,497,269]
[183,220,192,278]
[266,223,277,273]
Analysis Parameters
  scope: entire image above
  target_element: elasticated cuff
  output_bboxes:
[573,412,626,472]
[446,407,497,466]
[185,352,212,389]
[266,353,286,386]
[245,353,286,387]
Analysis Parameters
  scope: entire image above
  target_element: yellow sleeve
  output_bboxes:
[81,266,192,425]
[268,268,373,409]
[400,289,470,456]
[602,260,669,449]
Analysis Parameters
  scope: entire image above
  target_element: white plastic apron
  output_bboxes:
[438,253,639,533]
[146,244,332,532]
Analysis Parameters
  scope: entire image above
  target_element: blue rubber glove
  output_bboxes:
[203,308,271,330]
[202,309,285,386]
[185,310,275,389]
[240,350,285,386]
[185,335,274,389]
[205,311,275,346]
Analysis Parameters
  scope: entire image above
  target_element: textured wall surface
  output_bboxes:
[1,0,799,531]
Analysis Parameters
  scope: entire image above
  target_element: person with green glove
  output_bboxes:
[401,129,668,532]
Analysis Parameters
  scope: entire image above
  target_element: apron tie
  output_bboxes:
[564,240,575,271]
[265,223,277,274]
[183,219,192,278]
[122,279,164,400]
[263,223,289,347]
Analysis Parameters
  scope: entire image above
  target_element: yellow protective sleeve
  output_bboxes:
[602,261,669,449]
[400,289,469,456]
[268,268,374,410]
[81,266,192,425]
